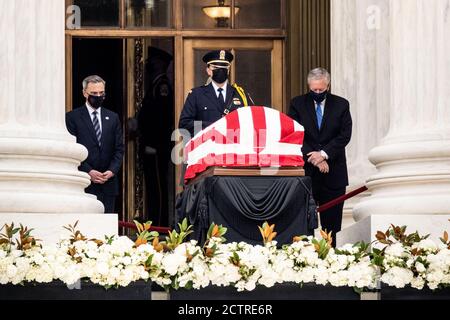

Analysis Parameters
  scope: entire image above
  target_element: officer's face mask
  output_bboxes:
[211,67,229,84]
[88,94,105,109]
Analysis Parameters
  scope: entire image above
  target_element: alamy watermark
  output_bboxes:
[66,5,81,30]
[366,4,382,30]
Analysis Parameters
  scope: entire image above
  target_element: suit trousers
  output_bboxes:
[86,187,116,214]
[96,193,116,214]
[311,175,346,247]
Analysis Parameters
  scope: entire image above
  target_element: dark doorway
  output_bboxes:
[72,38,125,219]
[138,39,175,228]
[72,38,124,119]
[71,37,175,228]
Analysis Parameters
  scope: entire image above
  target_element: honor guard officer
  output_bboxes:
[178,49,254,137]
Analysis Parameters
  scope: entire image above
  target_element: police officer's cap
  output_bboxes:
[148,46,173,64]
[202,50,234,67]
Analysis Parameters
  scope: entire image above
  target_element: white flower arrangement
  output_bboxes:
[1,220,449,293]
[373,224,450,291]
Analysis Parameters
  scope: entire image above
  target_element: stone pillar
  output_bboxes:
[0,0,117,242]
[338,0,450,245]
[331,0,391,228]
[353,0,450,219]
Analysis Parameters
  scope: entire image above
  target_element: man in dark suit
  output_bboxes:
[66,75,124,213]
[288,68,352,247]
[178,49,254,138]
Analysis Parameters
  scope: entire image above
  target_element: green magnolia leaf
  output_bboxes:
[220,227,227,236]
[207,223,215,237]
[145,254,154,266]
[353,286,363,294]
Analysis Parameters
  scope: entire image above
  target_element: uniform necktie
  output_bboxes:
[316,102,323,129]
[217,88,225,107]
[92,111,102,145]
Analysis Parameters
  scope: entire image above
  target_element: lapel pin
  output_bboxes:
[105,116,110,120]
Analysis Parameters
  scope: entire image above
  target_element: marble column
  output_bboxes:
[353,0,450,220]
[331,0,391,228]
[337,0,450,246]
[0,0,116,242]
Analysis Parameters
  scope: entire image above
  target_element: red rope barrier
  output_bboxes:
[118,221,171,234]
[317,186,368,213]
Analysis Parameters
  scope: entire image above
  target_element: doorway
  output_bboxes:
[71,37,175,227]
[72,38,125,220]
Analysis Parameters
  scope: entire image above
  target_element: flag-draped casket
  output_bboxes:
[184,107,305,183]
[177,107,316,246]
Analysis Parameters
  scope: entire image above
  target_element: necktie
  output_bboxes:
[92,111,102,146]
[217,88,225,107]
[316,102,323,129]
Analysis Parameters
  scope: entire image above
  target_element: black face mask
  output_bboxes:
[309,90,328,103]
[212,68,228,84]
[88,95,105,109]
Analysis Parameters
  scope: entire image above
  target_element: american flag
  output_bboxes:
[184,107,305,183]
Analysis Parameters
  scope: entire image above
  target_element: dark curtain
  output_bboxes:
[176,176,318,246]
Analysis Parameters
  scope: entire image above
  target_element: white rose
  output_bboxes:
[411,276,425,290]
[385,243,405,257]
[95,262,110,275]
[415,262,426,273]
[161,253,186,276]
[0,275,9,285]
[121,256,132,266]
[11,250,23,258]
[381,267,413,288]
[338,243,355,253]
[6,265,18,278]
[244,280,257,291]
[414,239,438,252]
[109,267,121,279]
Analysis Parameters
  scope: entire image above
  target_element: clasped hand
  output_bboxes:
[89,170,115,184]
[307,151,329,174]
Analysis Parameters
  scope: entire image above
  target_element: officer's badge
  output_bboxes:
[159,84,169,97]
[233,97,241,106]
[220,50,226,60]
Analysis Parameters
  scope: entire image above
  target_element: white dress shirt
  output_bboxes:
[212,80,228,102]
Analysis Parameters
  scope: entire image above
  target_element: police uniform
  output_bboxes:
[178,50,253,137]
